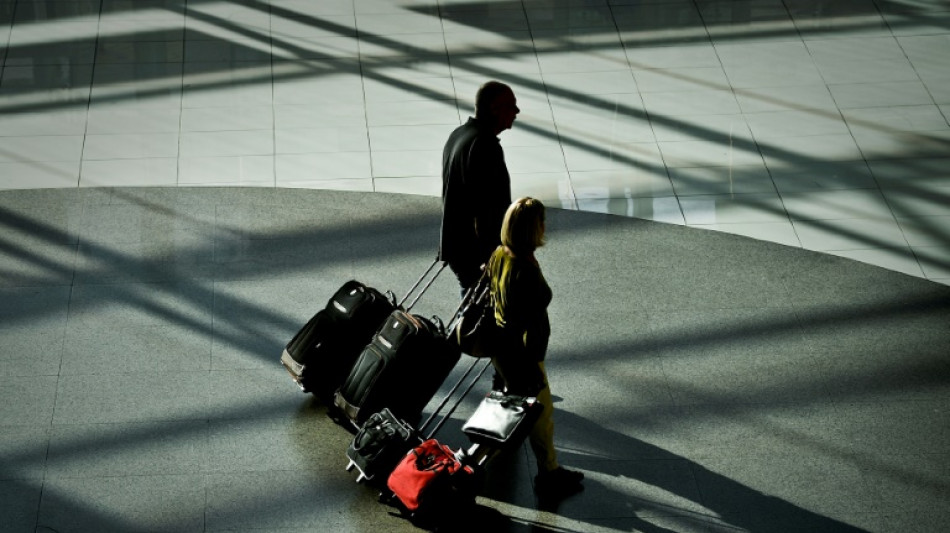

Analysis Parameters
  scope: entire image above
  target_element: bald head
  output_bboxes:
[474,81,519,134]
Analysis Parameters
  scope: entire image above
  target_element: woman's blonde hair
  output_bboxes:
[500,197,546,255]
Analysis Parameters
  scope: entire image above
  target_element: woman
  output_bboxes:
[487,197,584,499]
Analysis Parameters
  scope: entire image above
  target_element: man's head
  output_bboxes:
[475,81,520,135]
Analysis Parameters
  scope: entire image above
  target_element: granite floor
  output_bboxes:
[2,1,950,531]
[1,0,949,284]
[1,186,948,532]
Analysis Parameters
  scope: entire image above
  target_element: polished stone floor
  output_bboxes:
[1,0,949,284]
[1,186,948,532]
[2,1,950,532]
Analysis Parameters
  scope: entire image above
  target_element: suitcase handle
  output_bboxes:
[419,357,493,440]
[397,258,447,312]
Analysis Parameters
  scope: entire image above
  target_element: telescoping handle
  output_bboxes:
[418,357,493,440]
[397,258,447,312]
[399,259,493,438]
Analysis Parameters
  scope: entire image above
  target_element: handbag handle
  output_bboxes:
[444,269,490,336]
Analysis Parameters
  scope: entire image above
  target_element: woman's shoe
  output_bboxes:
[534,467,584,500]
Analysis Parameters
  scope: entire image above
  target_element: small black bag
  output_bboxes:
[346,408,418,483]
[347,358,493,485]
[454,278,500,358]
[461,391,543,449]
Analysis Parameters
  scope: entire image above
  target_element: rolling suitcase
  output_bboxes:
[384,413,493,528]
[345,352,492,484]
[384,393,541,529]
[385,318,546,526]
[333,261,461,427]
[386,437,479,522]
[280,280,396,398]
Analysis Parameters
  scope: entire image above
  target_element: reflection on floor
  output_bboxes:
[1,187,948,532]
[0,0,947,283]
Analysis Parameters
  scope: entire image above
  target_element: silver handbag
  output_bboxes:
[461,391,541,447]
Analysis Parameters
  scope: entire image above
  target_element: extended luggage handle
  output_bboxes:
[418,274,494,439]
[386,259,493,439]
[396,258,494,341]
[418,357,493,440]
[397,258,447,312]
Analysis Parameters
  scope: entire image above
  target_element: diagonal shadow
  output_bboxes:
[0,197,444,363]
[536,412,875,533]
[275,0,950,257]
[551,319,949,498]
[3,180,948,372]
[4,0,945,157]
[2,305,931,533]
[4,0,948,272]
[3,202,947,531]
[3,279,944,480]
[278,0,950,257]
[3,478,153,533]
[1,2,950,528]
[428,0,950,38]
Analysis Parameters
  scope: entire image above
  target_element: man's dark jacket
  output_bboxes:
[439,117,512,286]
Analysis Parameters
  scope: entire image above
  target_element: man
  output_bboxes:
[439,81,520,291]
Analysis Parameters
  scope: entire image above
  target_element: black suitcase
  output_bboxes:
[379,372,500,530]
[280,280,395,398]
[345,353,492,484]
[334,309,460,427]
[379,281,546,529]
[382,405,536,530]
[333,261,455,426]
[386,437,479,522]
